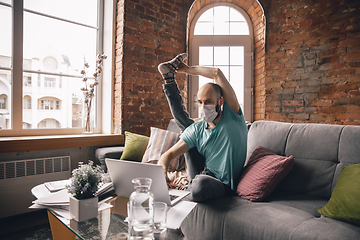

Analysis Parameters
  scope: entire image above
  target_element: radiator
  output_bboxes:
[0,156,71,219]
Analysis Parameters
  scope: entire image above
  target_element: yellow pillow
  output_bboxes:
[317,163,360,225]
[120,131,149,162]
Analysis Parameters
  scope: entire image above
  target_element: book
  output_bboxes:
[95,182,114,197]
[44,179,71,192]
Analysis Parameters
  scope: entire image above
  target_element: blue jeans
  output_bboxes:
[163,81,233,201]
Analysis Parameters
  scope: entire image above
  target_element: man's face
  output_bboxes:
[197,84,219,108]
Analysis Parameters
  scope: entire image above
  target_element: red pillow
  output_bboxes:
[236,145,294,201]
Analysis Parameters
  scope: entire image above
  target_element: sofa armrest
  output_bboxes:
[95,146,125,173]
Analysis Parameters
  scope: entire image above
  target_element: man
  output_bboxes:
[157,53,248,202]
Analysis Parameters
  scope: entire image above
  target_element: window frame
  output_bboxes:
[189,3,254,122]
[0,0,115,137]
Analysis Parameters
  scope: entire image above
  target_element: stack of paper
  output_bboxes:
[95,182,114,196]
[44,179,71,192]
[33,189,71,208]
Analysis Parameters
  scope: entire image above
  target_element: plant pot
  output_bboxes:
[69,196,98,222]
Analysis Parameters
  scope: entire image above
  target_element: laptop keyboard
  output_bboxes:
[169,194,178,201]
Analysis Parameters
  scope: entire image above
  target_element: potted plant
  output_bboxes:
[81,53,107,133]
[66,161,104,222]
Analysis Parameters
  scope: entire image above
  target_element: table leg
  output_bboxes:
[47,211,76,240]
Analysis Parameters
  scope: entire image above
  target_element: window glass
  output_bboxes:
[214,21,229,35]
[198,8,213,21]
[194,6,249,36]
[21,1,97,130]
[24,0,97,27]
[23,96,31,110]
[0,3,11,67]
[199,47,213,66]
[214,6,228,22]
[23,11,97,72]
[0,2,12,130]
[198,46,245,111]
[214,47,229,65]
[0,0,111,135]
[230,7,245,21]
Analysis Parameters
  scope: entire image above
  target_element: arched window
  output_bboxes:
[189,3,253,121]
[38,118,61,129]
[23,95,31,109]
[0,94,7,109]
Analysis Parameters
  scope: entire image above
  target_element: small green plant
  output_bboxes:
[66,161,104,200]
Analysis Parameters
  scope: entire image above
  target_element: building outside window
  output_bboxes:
[44,77,56,88]
[40,99,54,110]
[0,97,6,109]
[0,0,114,136]
[23,96,31,109]
[23,76,31,86]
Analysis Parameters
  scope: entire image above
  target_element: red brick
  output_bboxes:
[283,100,304,107]
[347,105,360,113]
[349,90,360,96]
[337,114,360,121]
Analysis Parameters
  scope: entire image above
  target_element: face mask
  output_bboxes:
[199,102,220,123]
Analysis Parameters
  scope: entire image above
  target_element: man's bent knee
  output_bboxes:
[189,175,225,202]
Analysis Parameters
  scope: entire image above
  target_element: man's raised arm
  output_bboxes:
[178,63,241,114]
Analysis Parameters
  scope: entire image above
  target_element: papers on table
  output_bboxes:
[30,179,195,226]
[44,179,71,192]
[34,189,71,205]
[30,180,114,220]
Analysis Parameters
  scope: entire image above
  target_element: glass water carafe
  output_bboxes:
[128,178,155,240]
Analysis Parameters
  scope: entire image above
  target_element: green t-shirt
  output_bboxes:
[180,102,248,190]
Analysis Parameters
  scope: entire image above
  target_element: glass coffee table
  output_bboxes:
[32,184,186,240]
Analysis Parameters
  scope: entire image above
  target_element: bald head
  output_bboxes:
[197,83,223,106]
[198,83,222,99]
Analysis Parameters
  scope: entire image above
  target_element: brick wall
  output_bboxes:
[114,0,360,136]
[263,0,360,124]
[114,0,193,135]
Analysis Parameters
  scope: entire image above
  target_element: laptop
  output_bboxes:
[105,158,190,206]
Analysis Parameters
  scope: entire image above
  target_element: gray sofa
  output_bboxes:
[180,120,360,240]
[95,120,360,240]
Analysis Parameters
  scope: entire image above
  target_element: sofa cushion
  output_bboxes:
[288,216,360,240]
[167,119,181,133]
[180,197,253,240]
[335,125,360,191]
[236,145,294,201]
[95,146,125,172]
[266,191,328,217]
[222,200,316,240]
[142,127,184,171]
[119,131,149,162]
[278,123,343,199]
[317,163,360,226]
[246,121,293,164]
